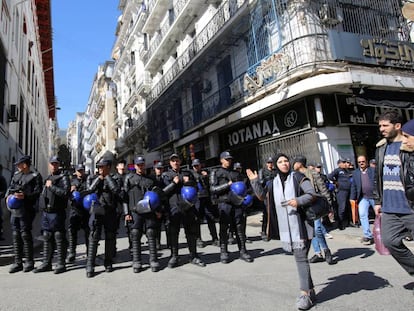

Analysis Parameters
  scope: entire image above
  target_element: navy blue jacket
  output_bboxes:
[350,167,375,202]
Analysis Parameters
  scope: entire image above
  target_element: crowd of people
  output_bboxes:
[2,111,414,310]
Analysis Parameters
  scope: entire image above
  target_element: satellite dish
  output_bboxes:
[402,2,414,21]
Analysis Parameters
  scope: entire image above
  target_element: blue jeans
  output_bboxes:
[358,198,375,239]
[311,218,328,254]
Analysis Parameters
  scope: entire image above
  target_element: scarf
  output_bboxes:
[273,173,306,252]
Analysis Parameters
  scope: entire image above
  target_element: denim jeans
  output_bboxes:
[311,218,328,254]
[358,198,375,239]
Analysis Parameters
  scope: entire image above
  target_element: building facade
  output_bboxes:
[0,0,57,180]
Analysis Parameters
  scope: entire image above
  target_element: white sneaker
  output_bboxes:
[325,233,333,239]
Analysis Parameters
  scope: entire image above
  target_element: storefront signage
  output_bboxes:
[329,31,414,69]
[223,103,309,148]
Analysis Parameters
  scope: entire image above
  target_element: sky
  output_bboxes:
[51,1,120,130]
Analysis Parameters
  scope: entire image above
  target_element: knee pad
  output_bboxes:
[54,231,64,241]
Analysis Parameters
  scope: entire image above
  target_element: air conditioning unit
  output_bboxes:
[7,105,18,122]
[169,129,181,141]
[319,4,343,26]
[201,79,212,93]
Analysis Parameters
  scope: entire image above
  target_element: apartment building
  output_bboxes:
[0,0,56,179]
[111,0,414,172]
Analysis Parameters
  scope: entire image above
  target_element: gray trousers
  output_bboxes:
[381,212,414,276]
[293,240,313,292]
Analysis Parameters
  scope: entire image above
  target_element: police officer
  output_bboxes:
[112,159,129,254]
[66,164,90,263]
[34,156,70,274]
[85,158,120,278]
[123,156,161,273]
[163,153,205,268]
[258,157,276,241]
[328,159,353,230]
[210,151,253,264]
[191,158,219,247]
[6,155,43,273]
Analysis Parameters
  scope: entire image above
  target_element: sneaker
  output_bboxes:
[309,254,324,263]
[361,237,374,245]
[296,294,314,310]
[324,233,333,239]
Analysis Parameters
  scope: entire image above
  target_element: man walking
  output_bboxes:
[350,155,375,245]
[374,112,414,277]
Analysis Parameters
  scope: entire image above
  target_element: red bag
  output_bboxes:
[373,214,390,255]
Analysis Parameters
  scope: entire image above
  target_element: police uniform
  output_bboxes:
[6,155,43,273]
[85,159,120,278]
[66,164,90,263]
[34,156,70,274]
[162,154,205,268]
[258,157,277,241]
[210,152,253,264]
[123,156,161,273]
[191,159,219,247]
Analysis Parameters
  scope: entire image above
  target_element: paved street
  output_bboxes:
[1,212,414,311]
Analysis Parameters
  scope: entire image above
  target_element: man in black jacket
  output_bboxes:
[85,159,120,278]
[374,112,414,277]
[34,156,70,274]
[210,151,253,264]
[6,155,43,273]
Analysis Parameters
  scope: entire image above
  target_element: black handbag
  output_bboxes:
[305,194,330,221]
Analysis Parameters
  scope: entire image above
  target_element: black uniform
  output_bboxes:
[150,171,168,249]
[85,173,119,277]
[6,169,43,273]
[210,167,253,263]
[191,168,219,246]
[258,167,277,239]
[163,168,205,268]
[34,170,70,274]
[328,167,352,229]
[123,172,160,272]
[112,170,129,252]
[66,174,90,263]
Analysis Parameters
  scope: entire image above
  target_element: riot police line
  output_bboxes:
[4,152,256,277]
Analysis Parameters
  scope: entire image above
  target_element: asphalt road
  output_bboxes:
[1,212,414,311]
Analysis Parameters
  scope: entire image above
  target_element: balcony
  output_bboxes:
[142,0,170,34]
[137,71,152,96]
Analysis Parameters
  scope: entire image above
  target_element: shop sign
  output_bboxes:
[223,104,309,148]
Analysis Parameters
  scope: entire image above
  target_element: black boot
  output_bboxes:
[220,242,229,264]
[21,231,34,272]
[66,229,77,264]
[188,234,206,267]
[86,227,100,278]
[324,249,337,265]
[147,228,160,272]
[131,229,142,273]
[168,229,179,268]
[33,232,53,273]
[54,231,67,274]
[104,232,116,273]
[207,220,219,246]
[236,224,253,263]
[9,231,23,273]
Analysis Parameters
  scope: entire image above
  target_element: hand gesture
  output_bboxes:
[246,169,258,180]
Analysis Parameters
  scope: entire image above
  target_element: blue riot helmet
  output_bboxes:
[71,191,82,204]
[179,186,197,212]
[242,194,254,207]
[83,193,99,211]
[134,191,160,214]
[229,181,247,205]
[7,195,24,210]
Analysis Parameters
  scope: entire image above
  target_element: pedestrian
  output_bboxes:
[374,113,414,277]
[292,156,336,265]
[210,151,253,264]
[66,164,90,263]
[328,159,352,230]
[258,157,277,241]
[84,158,120,278]
[123,156,161,273]
[162,153,206,268]
[350,155,375,245]
[5,155,43,273]
[191,158,219,247]
[247,153,316,310]
[0,164,8,241]
[34,156,70,274]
